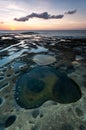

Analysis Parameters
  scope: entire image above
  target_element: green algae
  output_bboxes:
[15,66,81,109]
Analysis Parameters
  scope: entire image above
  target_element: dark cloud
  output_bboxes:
[65,9,77,15]
[14,12,64,22]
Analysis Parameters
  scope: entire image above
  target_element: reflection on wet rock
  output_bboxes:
[15,66,81,109]
[0,39,19,48]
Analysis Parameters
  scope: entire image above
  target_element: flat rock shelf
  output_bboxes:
[0,32,86,130]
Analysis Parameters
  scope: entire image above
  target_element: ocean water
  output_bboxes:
[0,30,86,38]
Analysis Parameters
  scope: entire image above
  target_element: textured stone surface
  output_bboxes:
[0,34,86,130]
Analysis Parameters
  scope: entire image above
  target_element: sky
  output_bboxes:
[0,0,86,30]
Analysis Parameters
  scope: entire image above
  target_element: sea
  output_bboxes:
[0,30,86,38]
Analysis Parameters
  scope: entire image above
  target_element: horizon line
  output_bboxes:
[0,29,86,31]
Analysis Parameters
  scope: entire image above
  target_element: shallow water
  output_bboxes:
[0,37,48,67]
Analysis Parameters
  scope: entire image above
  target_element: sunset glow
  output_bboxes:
[0,0,86,30]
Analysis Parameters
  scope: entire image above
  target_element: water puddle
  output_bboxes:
[0,49,28,67]
[30,45,48,53]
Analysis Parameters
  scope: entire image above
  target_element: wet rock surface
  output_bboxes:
[0,32,86,130]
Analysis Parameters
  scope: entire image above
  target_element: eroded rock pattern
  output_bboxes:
[0,32,86,130]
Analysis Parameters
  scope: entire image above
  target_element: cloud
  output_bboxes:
[65,9,77,15]
[0,21,4,24]
[14,12,64,22]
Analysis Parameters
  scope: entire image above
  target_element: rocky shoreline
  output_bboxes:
[0,33,86,130]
